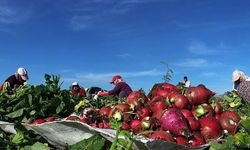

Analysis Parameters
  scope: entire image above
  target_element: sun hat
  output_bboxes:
[110,75,122,84]
[17,67,29,81]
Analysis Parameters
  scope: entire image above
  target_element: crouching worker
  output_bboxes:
[0,67,29,92]
[70,82,86,97]
[98,75,132,98]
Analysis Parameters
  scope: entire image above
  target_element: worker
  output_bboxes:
[183,76,191,87]
[98,75,132,98]
[70,81,86,97]
[0,67,29,91]
[232,69,250,102]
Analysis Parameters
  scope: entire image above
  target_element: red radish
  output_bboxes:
[147,96,165,105]
[80,117,89,124]
[136,107,151,119]
[33,119,46,124]
[187,117,201,131]
[181,109,194,119]
[150,83,179,97]
[149,131,174,142]
[220,111,240,123]
[82,108,98,118]
[103,122,110,129]
[98,122,104,128]
[162,83,179,93]
[66,115,80,121]
[199,116,222,142]
[220,110,241,133]
[115,103,131,112]
[170,94,189,109]
[191,133,205,147]
[121,122,130,130]
[219,117,238,134]
[99,106,111,116]
[185,84,215,105]
[152,110,164,120]
[130,120,141,133]
[160,108,191,137]
[155,90,176,98]
[45,117,55,122]
[215,114,221,120]
[98,122,110,129]
[176,136,188,146]
[150,99,168,112]
[155,90,171,97]
[108,103,131,121]
[151,111,163,130]
[126,91,148,109]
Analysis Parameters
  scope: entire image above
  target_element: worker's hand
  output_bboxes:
[98,91,109,96]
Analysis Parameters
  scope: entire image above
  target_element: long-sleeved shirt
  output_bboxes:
[184,80,191,87]
[5,75,25,88]
[71,88,86,97]
[108,81,132,97]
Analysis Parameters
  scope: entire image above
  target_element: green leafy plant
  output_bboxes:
[109,119,135,150]
[160,61,173,83]
[0,74,79,123]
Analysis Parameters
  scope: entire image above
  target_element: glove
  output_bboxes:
[93,94,98,100]
[98,91,109,96]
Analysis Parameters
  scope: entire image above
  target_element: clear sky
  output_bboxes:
[0,0,250,94]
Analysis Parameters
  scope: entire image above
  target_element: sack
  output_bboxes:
[0,120,209,150]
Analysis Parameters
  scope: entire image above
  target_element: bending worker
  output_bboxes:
[232,69,250,102]
[98,75,132,98]
[0,67,29,91]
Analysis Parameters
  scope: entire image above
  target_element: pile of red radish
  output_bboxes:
[105,83,239,147]
[26,83,241,148]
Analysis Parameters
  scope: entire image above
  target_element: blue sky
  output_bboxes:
[0,0,250,94]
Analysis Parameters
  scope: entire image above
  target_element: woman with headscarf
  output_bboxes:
[98,75,132,98]
[232,69,250,102]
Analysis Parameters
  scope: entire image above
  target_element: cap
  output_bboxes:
[110,75,121,84]
[232,69,243,82]
[72,81,79,86]
[17,67,28,81]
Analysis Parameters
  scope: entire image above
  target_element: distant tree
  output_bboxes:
[160,61,173,83]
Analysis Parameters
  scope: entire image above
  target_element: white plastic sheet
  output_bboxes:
[0,120,209,150]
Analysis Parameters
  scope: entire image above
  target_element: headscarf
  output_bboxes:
[232,69,249,82]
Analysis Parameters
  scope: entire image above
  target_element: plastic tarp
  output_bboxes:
[0,120,209,150]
